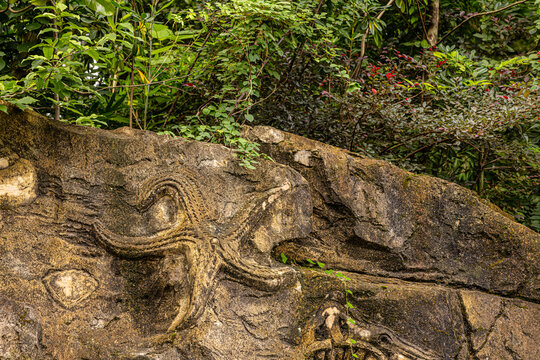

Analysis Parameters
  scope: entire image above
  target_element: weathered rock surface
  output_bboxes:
[0,104,538,359]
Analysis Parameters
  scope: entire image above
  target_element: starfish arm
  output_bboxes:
[137,172,208,224]
[93,220,197,258]
[219,241,295,291]
[168,247,223,331]
[218,183,296,291]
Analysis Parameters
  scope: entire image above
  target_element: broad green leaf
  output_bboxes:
[149,24,173,40]
[96,33,116,46]
[151,45,173,56]
[56,2,67,12]
[81,0,115,16]
[13,96,38,110]
[27,22,42,31]
[43,47,54,60]
[86,49,100,61]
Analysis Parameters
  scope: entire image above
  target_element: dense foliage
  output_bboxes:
[1,0,539,231]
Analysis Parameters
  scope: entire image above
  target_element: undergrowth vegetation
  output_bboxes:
[0,0,539,230]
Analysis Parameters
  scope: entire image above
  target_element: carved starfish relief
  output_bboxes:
[93,169,295,331]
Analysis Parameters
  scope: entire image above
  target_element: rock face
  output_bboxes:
[0,105,538,360]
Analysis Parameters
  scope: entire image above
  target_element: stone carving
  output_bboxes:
[43,270,98,308]
[0,157,37,207]
[0,105,538,359]
[302,304,439,360]
[93,171,295,331]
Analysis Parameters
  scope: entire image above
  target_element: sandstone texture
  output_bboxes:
[0,105,538,359]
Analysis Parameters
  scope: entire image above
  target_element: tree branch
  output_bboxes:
[0,4,33,14]
[414,0,428,41]
[352,0,395,79]
[437,0,528,45]
[163,23,215,128]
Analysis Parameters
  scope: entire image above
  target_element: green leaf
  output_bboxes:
[306,259,316,265]
[151,45,173,56]
[280,253,288,264]
[0,58,5,72]
[56,2,67,12]
[149,24,173,41]
[0,105,7,114]
[27,22,42,31]
[245,113,254,122]
[35,13,57,20]
[16,43,34,53]
[81,0,115,16]
[12,96,37,110]
[43,47,54,60]
[86,49,100,61]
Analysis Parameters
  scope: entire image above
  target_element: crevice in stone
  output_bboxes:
[285,261,540,305]
[475,299,506,354]
[457,291,480,360]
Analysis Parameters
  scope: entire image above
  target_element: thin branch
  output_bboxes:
[380,131,439,154]
[163,23,216,128]
[414,0,428,40]
[0,4,33,14]
[72,74,196,94]
[129,53,135,128]
[52,16,60,121]
[437,0,528,45]
[254,30,290,78]
[213,22,254,116]
[349,111,370,151]
[401,138,450,160]
[143,0,159,129]
[285,0,325,79]
[352,0,395,79]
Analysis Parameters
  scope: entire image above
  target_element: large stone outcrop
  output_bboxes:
[0,104,538,359]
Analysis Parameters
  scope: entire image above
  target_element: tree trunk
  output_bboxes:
[426,0,439,46]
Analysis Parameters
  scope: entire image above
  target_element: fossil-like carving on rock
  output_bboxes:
[0,158,37,207]
[1,106,539,359]
[302,304,439,360]
[93,170,295,331]
[43,270,98,309]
